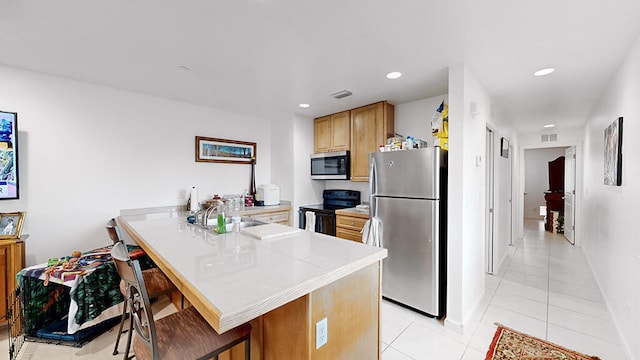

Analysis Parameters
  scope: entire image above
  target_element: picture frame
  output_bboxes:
[604,117,623,186]
[195,136,257,164]
[0,212,25,239]
[500,137,509,158]
[0,110,19,200]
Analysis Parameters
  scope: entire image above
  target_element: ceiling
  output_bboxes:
[1,0,640,133]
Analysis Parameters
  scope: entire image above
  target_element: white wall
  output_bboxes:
[445,64,489,332]
[523,148,567,219]
[581,34,640,359]
[0,65,273,265]
[293,115,323,228]
[487,103,517,276]
[394,95,448,144]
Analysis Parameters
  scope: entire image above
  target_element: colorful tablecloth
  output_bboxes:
[17,244,154,335]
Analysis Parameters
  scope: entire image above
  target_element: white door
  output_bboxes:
[564,146,576,244]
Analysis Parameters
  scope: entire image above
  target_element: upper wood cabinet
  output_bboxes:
[314,111,350,153]
[350,101,395,182]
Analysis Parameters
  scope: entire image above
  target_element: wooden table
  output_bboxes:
[119,214,387,359]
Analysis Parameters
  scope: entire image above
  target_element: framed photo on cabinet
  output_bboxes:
[0,212,25,239]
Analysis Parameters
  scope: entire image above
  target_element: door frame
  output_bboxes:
[564,146,577,244]
[515,141,583,246]
[485,127,495,274]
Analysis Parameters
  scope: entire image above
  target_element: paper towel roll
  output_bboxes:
[189,186,198,212]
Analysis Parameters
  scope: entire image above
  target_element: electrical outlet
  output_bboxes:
[316,317,328,349]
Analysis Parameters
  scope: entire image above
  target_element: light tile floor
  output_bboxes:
[1,219,630,359]
[380,219,630,360]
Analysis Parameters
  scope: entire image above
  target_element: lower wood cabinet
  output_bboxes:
[243,206,291,225]
[335,210,369,242]
[1,238,25,325]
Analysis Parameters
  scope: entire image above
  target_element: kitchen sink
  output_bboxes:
[207,217,268,233]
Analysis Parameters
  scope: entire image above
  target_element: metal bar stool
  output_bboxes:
[110,241,251,360]
[107,218,176,359]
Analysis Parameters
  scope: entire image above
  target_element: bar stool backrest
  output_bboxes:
[107,218,123,245]
[111,242,159,360]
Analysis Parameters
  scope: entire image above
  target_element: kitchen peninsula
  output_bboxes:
[118,213,387,359]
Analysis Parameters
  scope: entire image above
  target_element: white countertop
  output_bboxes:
[119,214,387,332]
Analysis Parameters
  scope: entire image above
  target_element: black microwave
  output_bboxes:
[310,151,350,180]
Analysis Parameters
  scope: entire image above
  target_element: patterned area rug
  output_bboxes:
[486,325,601,359]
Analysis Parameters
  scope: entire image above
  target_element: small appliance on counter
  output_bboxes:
[255,184,280,206]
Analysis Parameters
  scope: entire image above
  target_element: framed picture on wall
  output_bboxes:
[604,117,623,186]
[500,137,509,158]
[0,110,19,199]
[195,136,257,164]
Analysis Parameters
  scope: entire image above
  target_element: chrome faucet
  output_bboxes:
[193,208,205,226]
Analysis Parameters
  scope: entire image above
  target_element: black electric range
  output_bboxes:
[298,189,361,236]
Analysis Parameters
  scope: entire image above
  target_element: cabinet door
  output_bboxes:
[314,116,332,153]
[336,215,368,232]
[351,102,394,182]
[0,245,7,324]
[246,210,291,225]
[330,111,350,152]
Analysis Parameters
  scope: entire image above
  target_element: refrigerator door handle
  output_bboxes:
[370,196,377,219]
[369,156,377,195]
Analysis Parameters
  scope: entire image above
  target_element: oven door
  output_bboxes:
[298,209,336,236]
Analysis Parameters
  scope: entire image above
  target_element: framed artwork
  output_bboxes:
[0,110,19,200]
[0,212,25,239]
[604,117,623,186]
[195,136,257,164]
[500,137,509,158]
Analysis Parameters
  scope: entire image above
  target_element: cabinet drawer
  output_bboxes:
[336,228,363,243]
[336,215,367,231]
[247,211,290,224]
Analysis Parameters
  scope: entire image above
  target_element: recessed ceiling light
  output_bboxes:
[534,68,554,77]
[299,103,310,108]
[386,71,402,79]
[544,124,555,128]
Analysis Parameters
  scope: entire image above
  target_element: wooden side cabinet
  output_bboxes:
[314,111,350,154]
[336,210,369,243]
[1,238,25,325]
[350,101,394,182]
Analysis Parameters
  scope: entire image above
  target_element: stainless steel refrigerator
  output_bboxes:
[370,147,447,318]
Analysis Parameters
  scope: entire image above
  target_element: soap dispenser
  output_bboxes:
[217,204,227,234]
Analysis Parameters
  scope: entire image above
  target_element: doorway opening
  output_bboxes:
[521,146,578,245]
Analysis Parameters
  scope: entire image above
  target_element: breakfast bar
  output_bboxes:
[118,213,387,359]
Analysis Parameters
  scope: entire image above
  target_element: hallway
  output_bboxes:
[380,219,629,359]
